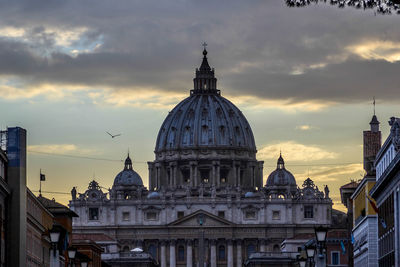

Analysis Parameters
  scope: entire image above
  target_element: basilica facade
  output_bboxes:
[69,49,333,267]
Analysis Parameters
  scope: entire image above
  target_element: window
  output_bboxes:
[177,211,184,219]
[178,245,185,261]
[148,244,157,259]
[122,246,130,252]
[247,244,256,258]
[272,210,280,220]
[273,244,280,252]
[304,205,314,219]
[218,245,226,260]
[200,169,210,183]
[218,211,225,218]
[122,212,130,221]
[331,251,340,265]
[220,169,229,183]
[245,210,256,219]
[146,211,157,220]
[181,169,190,183]
[89,208,99,220]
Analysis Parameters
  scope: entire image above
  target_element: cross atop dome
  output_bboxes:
[191,43,220,95]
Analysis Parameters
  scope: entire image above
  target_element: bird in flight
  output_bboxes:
[106,132,121,138]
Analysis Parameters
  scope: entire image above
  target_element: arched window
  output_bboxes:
[218,245,226,261]
[247,244,256,258]
[122,246,130,252]
[273,244,280,252]
[148,244,157,259]
[178,245,185,261]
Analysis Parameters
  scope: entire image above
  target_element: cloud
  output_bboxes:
[348,40,400,63]
[0,0,399,107]
[28,144,97,155]
[258,141,337,162]
[293,163,363,182]
[295,125,315,131]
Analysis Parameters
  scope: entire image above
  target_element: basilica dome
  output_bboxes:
[113,155,143,187]
[266,154,296,187]
[155,49,256,153]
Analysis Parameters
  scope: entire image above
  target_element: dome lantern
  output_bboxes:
[191,43,219,95]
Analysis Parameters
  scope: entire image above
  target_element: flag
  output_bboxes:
[340,240,346,255]
[367,195,387,229]
[40,173,45,181]
[63,231,69,250]
[367,195,379,214]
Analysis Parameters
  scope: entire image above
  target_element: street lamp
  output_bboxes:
[80,262,88,267]
[49,229,60,257]
[306,243,315,259]
[315,226,328,243]
[68,247,77,267]
[306,243,315,267]
[298,257,307,267]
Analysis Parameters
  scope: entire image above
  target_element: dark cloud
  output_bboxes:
[0,0,399,103]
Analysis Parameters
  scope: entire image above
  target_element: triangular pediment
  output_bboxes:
[168,209,235,227]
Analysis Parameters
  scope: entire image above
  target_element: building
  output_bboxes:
[349,114,381,267]
[38,195,78,267]
[26,189,54,267]
[370,116,400,266]
[70,49,334,267]
[339,180,358,267]
[0,142,9,267]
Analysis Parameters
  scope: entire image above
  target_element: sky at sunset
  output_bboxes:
[1,0,400,210]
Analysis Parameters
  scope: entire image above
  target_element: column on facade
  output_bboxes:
[186,239,193,267]
[227,240,234,267]
[236,165,241,186]
[212,161,217,186]
[148,164,153,190]
[251,165,255,188]
[170,240,176,267]
[169,163,174,187]
[155,163,161,189]
[236,240,242,267]
[173,162,177,186]
[232,162,237,187]
[190,161,198,187]
[216,163,221,187]
[210,239,216,267]
[160,241,167,267]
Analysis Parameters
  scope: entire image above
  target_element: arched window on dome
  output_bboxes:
[273,244,281,252]
[183,126,191,145]
[201,125,208,144]
[122,246,130,253]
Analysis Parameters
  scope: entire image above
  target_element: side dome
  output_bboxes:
[113,154,143,186]
[266,154,296,187]
[155,48,256,153]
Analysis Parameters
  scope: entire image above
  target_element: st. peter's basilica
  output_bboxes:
[69,48,335,267]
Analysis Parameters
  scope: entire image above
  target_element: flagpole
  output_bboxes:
[39,169,42,196]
